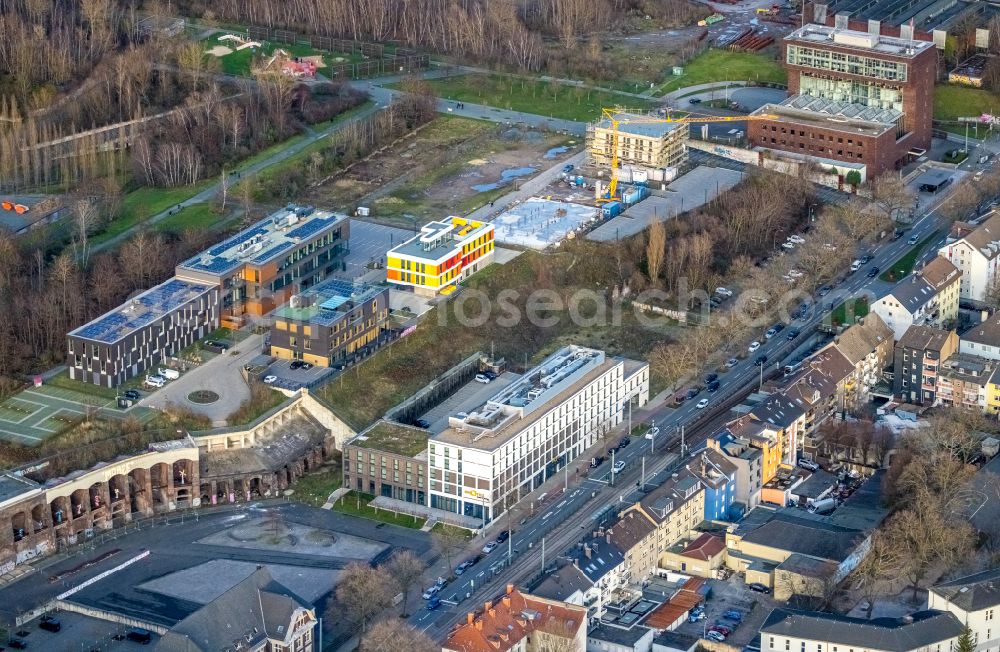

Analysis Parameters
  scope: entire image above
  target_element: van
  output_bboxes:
[144,375,166,389]
[126,628,153,644]
[850,260,862,272]
[158,368,179,380]
[808,497,837,515]
[783,361,803,376]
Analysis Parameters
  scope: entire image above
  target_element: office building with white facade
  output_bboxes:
[428,346,649,523]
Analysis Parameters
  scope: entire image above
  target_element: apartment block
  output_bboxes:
[686,449,739,521]
[623,467,705,567]
[893,325,959,404]
[176,205,349,329]
[428,346,648,524]
[443,585,587,652]
[386,217,494,297]
[939,214,1000,303]
[269,279,389,367]
[826,313,895,404]
[749,23,936,177]
[761,608,962,652]
[871,256,961,339]
[342,420,428,508]
[936,353,1000,412]
[929,567,1000,652]
[589,112,688,170]
[706,432,764,512]
[67,278,219,387]
[961,312,1000,361]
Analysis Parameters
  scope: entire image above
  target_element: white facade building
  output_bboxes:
[929,568,1000,652]
[428,346,649,523]
[761,608,963,652]
[939,214,1000,303]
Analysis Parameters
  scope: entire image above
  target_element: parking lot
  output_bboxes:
[675,577,772,647]
[262,359,335,390]
[343,220,415,281]
[6,610,159,651]
[419,372,522,433]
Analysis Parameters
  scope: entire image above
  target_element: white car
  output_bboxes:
[765,327,777,339]
[144,374,166,388]
[263,375,278,384]
[748,341,761,353]
[781,241,795,250]
[714,287,734,298]
[421,586,440,600]
[706,631,726,642]
[612,460,625,474]
[158,368,179,380]
[696,398,709,409]
[474,374,492,384]
[788,235,806,244]
[798,458,820,471]
[483,541,499,554]
[850,260,862,272]
[788,269,803,278]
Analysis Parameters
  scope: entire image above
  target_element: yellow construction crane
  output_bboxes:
[598,107,778,202]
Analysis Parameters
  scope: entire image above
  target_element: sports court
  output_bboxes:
[0,385,115,445]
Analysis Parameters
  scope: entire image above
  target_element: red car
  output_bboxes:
[710,625,732,636]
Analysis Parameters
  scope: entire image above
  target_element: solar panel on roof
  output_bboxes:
[287,216,330,240]
[253,241,293,263]
[319,296,349,310]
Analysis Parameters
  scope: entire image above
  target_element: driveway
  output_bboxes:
[141,334,264,425]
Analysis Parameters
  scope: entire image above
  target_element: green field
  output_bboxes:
[881,232,940,281]
[657,49,787,95]
[93,183,212,245]
[291,466,342,508]
[830,297,870,327]
[934,85,1000,137]
[211,39,361,77]
[156,203,230,233]
[411,74,653,122]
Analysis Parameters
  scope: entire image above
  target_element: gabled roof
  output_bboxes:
[750,393,805,430]
[833,313,894,366]
[880,260,957,316]
[931,567,1000,611]
[679,533,726,561]
[637,467,703,523]
[760,608,963,652]
[608,510,656,552]
[920,255,962,290]
[686,448,738,490]
[644,578,705,629]
[896,325,955,351]
[155,567,312,652]
[953,213,1000,260]
[566,533,626,582]
[782,347,855,408]
[532,563,594,603]
[962,312,1000,348]
[443,587,586,652]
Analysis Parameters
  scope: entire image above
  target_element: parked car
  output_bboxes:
[455,560,473,575]
[818,285,833,296]
[786,329,800,340]
[39,616,61,632]
[612,460,625,474]
[754,355,768,367]
[798,458,820,471]
[765,327,777,339]
[689,97,702,105]
[263,375,277,384]
[714,287,733,298]
[685,388,700,400]
[867,266,880,278]
[496,530,510,543]
[706,631,726,642]
[710,625,732,636]
[427,596,442,610]
[203,339,229,351]
[289,360,305,370]
[696,398,709,409]
[726,357,739,368]
[434,577,447,589]
[299,362,313,371]
[415,418,431,428]
[860,254,872,264]
[617,437,631,449]
[706,380,721,393]
[474,374,492,384]
[422,585,440,600]
[748,341,761,353]
[590,456,606,468]
[158,368,180,380]
[722,610,744,622]
[562,164,575,174]
[704,373,719,384]
[689,611,706,622]
[788,235,805,244]
[483,371,498,380]
[144,374,166,389]
[908,234,920,245]
[749,582,771,594]
[122,389,141,401]
[782,241,795,250]
[482,541,498,554]
[8,639,27,649]
[850,259,862,272]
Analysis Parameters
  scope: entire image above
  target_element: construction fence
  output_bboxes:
[246,25,430,79]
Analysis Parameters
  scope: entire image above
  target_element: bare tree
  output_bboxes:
[645,220,665,284]
[360,618,437,652]
[884,499,975,599]
[330,562,395,633]
[871,175,916,226]
[387,549,426,617]
[432,528,465,577]
[851,528,904,618]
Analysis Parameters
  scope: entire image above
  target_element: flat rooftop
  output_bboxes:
[0,473,40,507]
[435,346,638,450]
[595,112,683,138]
[354,420,430,458]
[271,278,385,326]
[753,96,899,137]
[69,277,215,344]
[786,23,934,57]
[177,205,347,277]
[390,217,492,262]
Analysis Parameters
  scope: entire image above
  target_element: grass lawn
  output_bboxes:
[431,522,474,538]
[830,297,870,327]
[93,183,213,245]
[45,371,120,400]
[880,233,940,281]
[329,491,426,528]
[212,40,360,77]
[226,387,288,426]
[411,74,653,122]
[934,85,1000,138]
[290,465,342,508]
[657,49,786,95]
[155,203,229,233]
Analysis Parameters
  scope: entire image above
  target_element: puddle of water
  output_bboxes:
[501,167,536,180]
[472,183,500,192]
[543,146,569,159]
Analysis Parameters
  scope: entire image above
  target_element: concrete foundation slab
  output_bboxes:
[493,198,599,249]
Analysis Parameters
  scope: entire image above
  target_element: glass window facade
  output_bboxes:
[787,45,907,81]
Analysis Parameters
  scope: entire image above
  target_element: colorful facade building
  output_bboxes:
[385,217,494,296]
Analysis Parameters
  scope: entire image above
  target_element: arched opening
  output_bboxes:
[303,457,311,472]
[200,483,211,505]
[31,504,46,533]
[249,477,262,498]
[11,512,26,542]
[70,489,89,520]
[173,460,193,505]
[51,496,70,526]
[109,475,128,514]
[88,482,105,511]
[128,468,149,514]
[150,463,170,510]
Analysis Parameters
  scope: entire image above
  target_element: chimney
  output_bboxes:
[475,620,483,631]
[606,532,611,544]
[485,601,493,611]
[503,596,511,608]
[506,584,514,595]
[584,544,592,559]
[467,613,475,625]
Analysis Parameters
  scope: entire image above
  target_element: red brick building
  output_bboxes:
[749,22,937,179]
